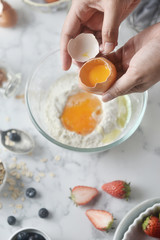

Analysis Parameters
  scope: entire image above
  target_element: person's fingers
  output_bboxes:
[127,84,149,94]
[60,34,72,71]
[105,36,136,73]
[95,31,102,46]
[127,76,159,94]
[60,7,81,70]
[102,68,138,102]
[72,59,83,68]
[85,11,103,31]
[101,0,141,55]
[101,1,121,54]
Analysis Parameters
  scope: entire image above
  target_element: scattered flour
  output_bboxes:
[42,73,130,148]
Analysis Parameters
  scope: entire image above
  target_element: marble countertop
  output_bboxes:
[0,1,160,240]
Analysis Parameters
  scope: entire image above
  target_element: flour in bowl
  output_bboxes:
[42,73,131,148]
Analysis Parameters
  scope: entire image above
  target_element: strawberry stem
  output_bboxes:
[142,216,150,231]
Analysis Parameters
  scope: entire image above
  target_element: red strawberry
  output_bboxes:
[102,180,131,199]
[142,215,160,238]
[86,209,114,231]
[70,186,99,206]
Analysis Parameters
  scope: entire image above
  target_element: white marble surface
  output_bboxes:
[0,1,160,240]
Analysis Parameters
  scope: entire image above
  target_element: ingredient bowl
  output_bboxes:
[25,50,148,152]
[114,198,160,240]
[23,0,69,12]
[123,203,160,240]
[9,227,51,240]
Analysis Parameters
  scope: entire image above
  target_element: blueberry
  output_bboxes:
[9,131,21,142]
[29,234,45,240]
[7,216,16,225]
[17,232,30,240]
[38,208,49,218]
[26,187,37,198]
[28,236,36,240]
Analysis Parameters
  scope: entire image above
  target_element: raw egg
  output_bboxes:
[61,92,102,135]
[67,33,99,62]
[79,57,117,94]
[0,1,17,28]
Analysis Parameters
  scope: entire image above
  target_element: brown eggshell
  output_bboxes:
[0,1,17,28]
[44,0,59,3]
[79,57,117,95]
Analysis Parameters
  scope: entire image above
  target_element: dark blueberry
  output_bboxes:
[28,236,36,240]
[29,234,45,240]
[7,216,16,225]
[17,232,30,240]
[26,187,37,198]
[38,208,49,218]
[9,131,21,142]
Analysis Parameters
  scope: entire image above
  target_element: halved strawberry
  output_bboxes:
[102,180,131,199]
[70,186,99,206]
[142,215,160,238]
[86,209,114,231]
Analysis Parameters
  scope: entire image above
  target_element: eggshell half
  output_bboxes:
[0,1,17,28]
[79,57,117,95]
[67,33,99,62]
[44,0,59,3]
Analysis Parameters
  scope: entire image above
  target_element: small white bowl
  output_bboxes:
[9,227,51,240]
[114,198,160,240]
[123,203,160,240]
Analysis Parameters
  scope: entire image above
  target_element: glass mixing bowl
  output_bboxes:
[25,50,148,153]
[23,0,70,12]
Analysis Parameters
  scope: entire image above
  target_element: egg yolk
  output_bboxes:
[81,64,110,87]
[61,92,102,135]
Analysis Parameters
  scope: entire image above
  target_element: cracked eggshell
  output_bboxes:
[44,0,59,2]
[79,57,117,95]
[67,33,99,62]
[0,1,17,28]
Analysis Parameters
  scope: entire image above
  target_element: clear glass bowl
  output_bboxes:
[25,50,148,153]
[23,0,70,12]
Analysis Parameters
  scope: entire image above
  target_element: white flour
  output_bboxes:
[42,73,130,148]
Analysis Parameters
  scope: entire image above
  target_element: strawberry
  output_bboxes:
[142,215,160,238]
[101,180,131,199]
[70,186,99,206]
[86,209,114,231]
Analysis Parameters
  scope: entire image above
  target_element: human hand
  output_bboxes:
[102,23,160,102]
[61,0,140,70]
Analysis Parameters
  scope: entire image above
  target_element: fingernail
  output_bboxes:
[104,42,114,54]
[102,92,113,102]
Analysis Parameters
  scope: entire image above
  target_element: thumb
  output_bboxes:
[102,70,136,102]
[101,1,121,54]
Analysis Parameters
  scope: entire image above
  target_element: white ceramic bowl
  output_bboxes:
[25,50,148,152]
[123,203,160,240]
[9,227,51,240]
[114,198,160,240]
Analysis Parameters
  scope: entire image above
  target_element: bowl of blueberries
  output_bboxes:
[8,187,51,240]
[9,227,51,240]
